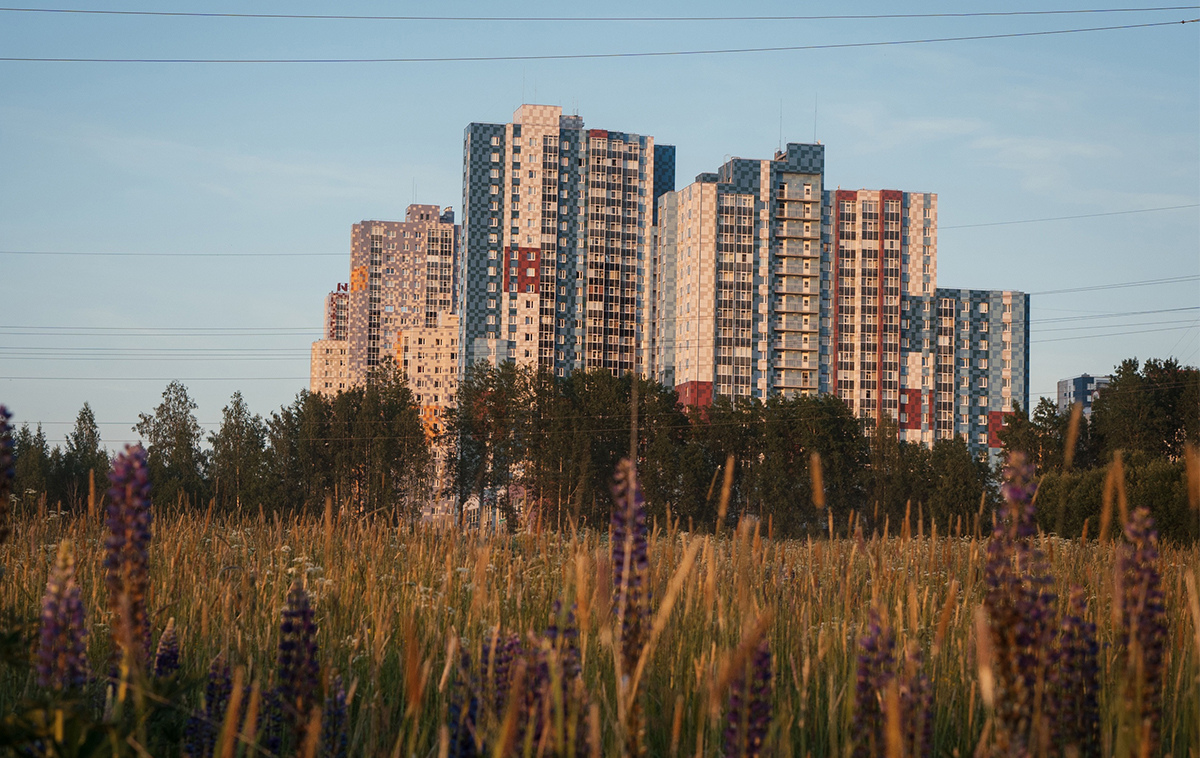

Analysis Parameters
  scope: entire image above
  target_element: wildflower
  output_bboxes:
[982,452,1056,755]
[184,657,232,758]
[278,580,320,733]
[36,539,89,690]
[723,637,772,758]
[610,458,649,675]
[544,600,582,680]
[481,630,521,714]
[1049,587,1100,758]
[447,649,481,758]
[852,609,895,758]
[321,673,349,758]
[900,643,933,757]
[153,617,180,678]
[0,404,12,544]
[1117,507,1167,754]
[105,444,154,666]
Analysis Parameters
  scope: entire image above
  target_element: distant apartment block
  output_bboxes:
[922,289,1030,457]
[459,104,674,377]
[309,204,459,405]
[647,143,824,404]
[310,339,350,397]
[324,284,349,341]
[1057,373,1110,418]
[398,312,461,434]
[346,205,458,385]
[827,189,937,431]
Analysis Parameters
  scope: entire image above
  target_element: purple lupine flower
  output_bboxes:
[320,673,349,758]
[448,648,481,758]
[611,459,649,676]
[0,405,14,545]
[481,630,521,714]
[153,617,180,678]
[982,452,1056,755]
[1049,587,1100,758]
[184,656,232,758]
[105,444,153,666]
[900,643,933,757]
[545,600,582,680]
[278,580,319,732]
[852,609,895,758]
[37,540,89,690]
[723,637,772,758]
[1117,507,1167,754]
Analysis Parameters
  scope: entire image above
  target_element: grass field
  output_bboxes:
[3,483,1198,757]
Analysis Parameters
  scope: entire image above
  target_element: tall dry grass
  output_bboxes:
[2,499,1197,756]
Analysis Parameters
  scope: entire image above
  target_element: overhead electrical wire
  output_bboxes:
[1,19,1195,63]
[940,203,1200,228]
[1,6,1195,22]
[1029,274,1200,295]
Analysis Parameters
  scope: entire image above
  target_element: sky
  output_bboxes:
[1,1,1197,449]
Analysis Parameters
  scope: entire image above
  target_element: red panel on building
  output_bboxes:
[898,389,924,430]
[676,381,714,409]
[987,410,1011,449]
[588,129,609,139]
[502,246,541,294]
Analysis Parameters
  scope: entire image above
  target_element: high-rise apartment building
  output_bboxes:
[459,104,674,377]
[646,147,1027,460]
[310,283,351,397]
[1057,373,1110,418]
[918,288,1030,457]
[346,205,458,385]
[826,189,938,429]
[647,143,825,404]
[324,285,349,341]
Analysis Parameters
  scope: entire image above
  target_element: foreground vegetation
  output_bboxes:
[1,447,1197,755]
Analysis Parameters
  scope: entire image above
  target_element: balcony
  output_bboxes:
[777,221,816,239]
[776,189,812,201]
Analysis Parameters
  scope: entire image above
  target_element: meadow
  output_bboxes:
[2,451,1197,757]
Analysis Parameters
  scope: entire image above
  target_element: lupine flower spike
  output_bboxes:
[37,539,89,691]
[105,444,154,666]
[852,608,895,758]
[0,405,13,545]
[611,459,649,757]
[983,452,1056,755]
[723,637,772,758]
[611,458,649,674]
[321,673,349,758]
[278,580,320,735]
[154,617,180,678]
[1117,506,1166,754]
[184,656,232,758]
[1049,587,1100,758]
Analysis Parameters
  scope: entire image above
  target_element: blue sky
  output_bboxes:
[1,1,1197,448]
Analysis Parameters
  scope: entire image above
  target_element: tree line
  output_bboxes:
[9,361,432,518]
[7,356,1197,541]
[998,357,1198,543]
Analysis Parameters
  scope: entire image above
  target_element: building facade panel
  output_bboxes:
[459,104,673,378]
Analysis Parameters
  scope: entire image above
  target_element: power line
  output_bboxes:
[1031,317,1199,333]
[2,19,1194,63]
[1030,323,1199,343]
[1029,306,1200,323]
[1030,274,1200,295]
[0,250,342,257]
[3,6,1194,22]
[941,203,1199,229]
[0,376,307,380]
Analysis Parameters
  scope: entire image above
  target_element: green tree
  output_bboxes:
[60,403,109,510]
[1091,357,1199,460]
[135,381,208,508]
[208,392,267,512]
[12,423,52,510]
[926,436,993,530]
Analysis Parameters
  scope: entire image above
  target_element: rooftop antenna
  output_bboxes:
[778,98,783,152]
[813,91,819,144]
